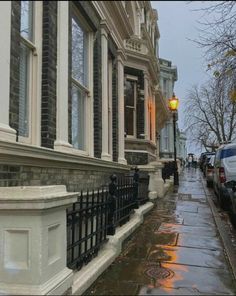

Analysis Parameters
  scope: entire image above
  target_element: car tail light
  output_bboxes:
[219,167,226,183]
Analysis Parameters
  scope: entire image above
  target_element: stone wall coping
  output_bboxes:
[137,161,164,171]
[0,185,78,210]
[0,140,129,172]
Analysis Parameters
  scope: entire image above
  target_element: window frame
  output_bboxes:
[70,4,93,155]
[18,1,42,145]
[125,75,137,138]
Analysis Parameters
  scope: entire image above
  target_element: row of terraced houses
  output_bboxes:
[0,1,186,295]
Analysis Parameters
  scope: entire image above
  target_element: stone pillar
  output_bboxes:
[101,21,112,161]
[54,2,72,152]
[144,72,149,140]
[0,185,78,295]
[117,50,127,165]
[149,161,165,199]
[0,2,16,142]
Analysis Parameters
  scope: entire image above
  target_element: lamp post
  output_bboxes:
[168,93,179,186]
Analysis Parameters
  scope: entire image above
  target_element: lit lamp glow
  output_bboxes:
[168,93,179,111]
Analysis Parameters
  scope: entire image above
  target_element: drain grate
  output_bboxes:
[145,266,174,280]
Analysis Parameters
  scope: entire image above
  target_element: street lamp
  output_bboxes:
[168,93,179,186]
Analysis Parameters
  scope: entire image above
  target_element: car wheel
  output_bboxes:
[219,193,230,211]
[207,180,213,188]
[229,210,236,228]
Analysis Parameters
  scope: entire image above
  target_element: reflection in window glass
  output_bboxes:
[125,80,135,106]
[19,42,30,137]
[20,1,33,41]
[72,16,87,86]
[71,84,85,150]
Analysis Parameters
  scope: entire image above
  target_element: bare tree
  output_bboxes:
[184,76,236,151]
[189,1,236,73]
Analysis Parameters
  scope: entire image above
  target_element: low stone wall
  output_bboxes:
[0,141,129,192]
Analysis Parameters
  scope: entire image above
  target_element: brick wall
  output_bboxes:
[9,1,21,136]
[41,2,58,149]
[108,38,118,162]
[0,164,125,192]
[93,31,102,158]
[112,61,118,162]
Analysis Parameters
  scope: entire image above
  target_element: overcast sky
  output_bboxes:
[151,1,212,154]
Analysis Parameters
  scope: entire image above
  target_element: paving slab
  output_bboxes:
[177,233,222,250]
[176,204,198,213]
[157,223,217,237]
[180,212,215,227]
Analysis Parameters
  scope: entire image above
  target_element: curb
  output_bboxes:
[201,176,236,280]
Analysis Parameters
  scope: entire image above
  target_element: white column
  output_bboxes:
[101,22,112,161]
[152,94,156,143]
[117,50,127,165]
[144,72,149,140]
[0,2,16,142]
[54,2,72,152]
[108,58,113,157]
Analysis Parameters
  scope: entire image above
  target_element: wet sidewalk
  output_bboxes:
[84,168,236,295]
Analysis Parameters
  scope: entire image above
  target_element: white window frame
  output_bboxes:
[18,1,42,146]
[125,75,137,138]
[164,125,169,151]
[70,5,93,156]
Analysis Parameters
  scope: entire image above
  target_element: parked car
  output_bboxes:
[225,180,236,226]
[213,143,236,210]
[205,155,215,187]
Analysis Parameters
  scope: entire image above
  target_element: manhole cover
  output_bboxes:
[145,266,174,280]
[178,193,192,200]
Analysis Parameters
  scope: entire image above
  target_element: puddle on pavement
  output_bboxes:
[152,232,178,246]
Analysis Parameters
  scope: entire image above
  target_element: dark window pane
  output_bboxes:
[125,107,134,136]
[125,80,135,106]
[221,148,236,159]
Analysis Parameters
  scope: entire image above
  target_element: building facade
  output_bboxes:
[0,1,168,191]
[177,130,187,163]
[159,58,178,159]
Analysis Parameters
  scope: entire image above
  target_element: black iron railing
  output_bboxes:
[67,189,109,270]
[138,172,150,205]
[67,169,149,270]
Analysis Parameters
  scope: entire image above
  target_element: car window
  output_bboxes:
[220,148,236,159]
